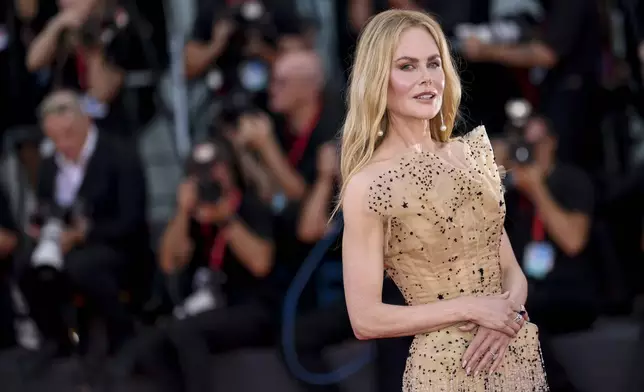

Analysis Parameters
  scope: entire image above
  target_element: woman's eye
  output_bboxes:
[400,64,414,71]
[428,61,441,69]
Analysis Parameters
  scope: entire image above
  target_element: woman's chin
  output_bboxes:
[411,111,439,121]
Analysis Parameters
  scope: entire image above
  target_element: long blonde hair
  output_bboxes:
[336,9,461,212]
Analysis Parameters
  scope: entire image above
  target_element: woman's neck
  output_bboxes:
[387,117,438,151]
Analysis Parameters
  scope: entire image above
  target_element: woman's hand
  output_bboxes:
[468,292,523,337]
[461,324,521,376]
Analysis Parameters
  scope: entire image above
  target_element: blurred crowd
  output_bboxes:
[0,0,643,391]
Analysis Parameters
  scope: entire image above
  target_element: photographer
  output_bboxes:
[25,0,159,135]
[16,89,146,358]
[233,51,341,274]
[0,185,19,351]
[496,114,597,392]
[185,0,277,81]
[461,0,602,169]
[139,137,276,392]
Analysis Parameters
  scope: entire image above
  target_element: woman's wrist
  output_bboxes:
[457,296,478,322]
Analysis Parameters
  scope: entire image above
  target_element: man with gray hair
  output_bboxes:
[17,89,147,360]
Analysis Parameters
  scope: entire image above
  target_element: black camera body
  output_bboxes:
[508,137,534,165]
[185,141,237,204]
[79,5,129,48]
[205,1,274,98]
[504,99,534,165]
[197,174,223,204]
[217,88,261,128]
[225,1,277,48]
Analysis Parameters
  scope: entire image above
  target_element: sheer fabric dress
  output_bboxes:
[366,126,548,391]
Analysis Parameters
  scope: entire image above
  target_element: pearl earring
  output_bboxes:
[377,130,384,137]
[439,111,447,133]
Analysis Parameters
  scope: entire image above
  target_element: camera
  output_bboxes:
[224,0,277,48]
[79,6,130,47]
[186,139,238,203]
[216,87,261,129]
[186,143,223,203]
[452,14,537,53]
[30,202,86,280]
[205,1,274,96]
[505,99,534,165]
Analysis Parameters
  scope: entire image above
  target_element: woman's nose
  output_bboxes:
[419,66,432,85]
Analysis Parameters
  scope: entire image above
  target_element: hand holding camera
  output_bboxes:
[55,7,88,31]
[512,165,544,197]
[60,220,86,254]
[236,112,273,149]
[177,178,199,215]
[211,18,237,47]
[30,202,89,276]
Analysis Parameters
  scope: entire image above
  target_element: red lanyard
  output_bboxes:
[531,215,545,242]
[75,49,87,90]
[521,196,545,242]
[200,191,242,269]
[287,104,321,167]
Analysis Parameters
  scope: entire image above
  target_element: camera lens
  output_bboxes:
[515,146,530,163]
[238,60,269,92]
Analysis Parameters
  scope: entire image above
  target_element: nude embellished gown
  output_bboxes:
[366,126,549,391]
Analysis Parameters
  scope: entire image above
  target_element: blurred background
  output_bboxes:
[0,0,643,391]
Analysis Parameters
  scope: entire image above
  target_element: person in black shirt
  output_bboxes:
[233,51,340,281]
[185,0,283,81]
[496,115,597,392]
[25,0,164,135]
[134,137,276,392]
[0,185,19,350]
[461,0,602,170]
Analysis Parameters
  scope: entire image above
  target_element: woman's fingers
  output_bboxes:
[458,322,478,332]
[473,338,505,376]
[489,345,508,374]
[500,324,516,337]
[465,335,494,375]
[506,319,522,333]
[462,329,488,368]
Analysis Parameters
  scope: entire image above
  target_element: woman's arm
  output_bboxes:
[343,174,480,340]
[499,230,528,308]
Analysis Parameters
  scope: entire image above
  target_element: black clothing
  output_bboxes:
[505,164,597,392]
[505,164,596,299]
[18,132,147,353]
[31,2,165,135]
[0,186,18,350]
[18,243,133,354]
[539,0,602,84]
[271,100,341,310]
[537,0,602,168]
[186,193,276,305]
[36,132,147,251]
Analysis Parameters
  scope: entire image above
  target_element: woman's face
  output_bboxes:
[387,27,445,121]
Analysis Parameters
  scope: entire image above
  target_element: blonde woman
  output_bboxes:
[339,10,548,391]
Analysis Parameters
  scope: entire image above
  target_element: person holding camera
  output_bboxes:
[16,89,146,359]
[0,185,19,351]
[496,114,597,392]
[185,0,279,81]
[461,0,602,171]
[135,137,277,392]
[25,0,154,135]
